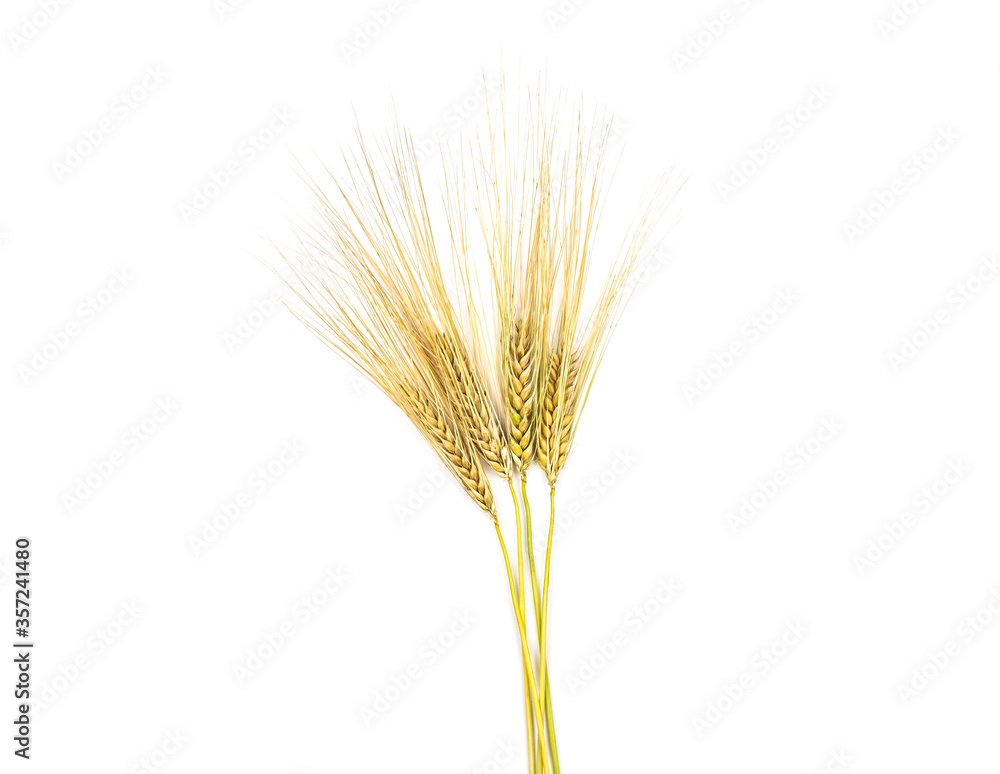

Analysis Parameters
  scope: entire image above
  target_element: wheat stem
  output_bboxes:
[522,475,561,774]
[508,482,537,774]
[539,487,557,772]
[521,475,544,774]
[522,477,543,632]
[494,518,551,774]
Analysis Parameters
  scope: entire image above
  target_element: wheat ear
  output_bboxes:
[431,332,510,478]
[537,344,580,485]
[399,382,496,516]
[506,319,538,472]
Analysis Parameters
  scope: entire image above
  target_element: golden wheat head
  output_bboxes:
[533,104,683,485]
[272,123,502,517]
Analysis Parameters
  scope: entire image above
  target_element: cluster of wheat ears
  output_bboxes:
[272,80,680,772]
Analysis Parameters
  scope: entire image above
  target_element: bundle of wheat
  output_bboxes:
[272,77,682,773]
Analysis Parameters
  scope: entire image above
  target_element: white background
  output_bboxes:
[3,0,1000,772]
